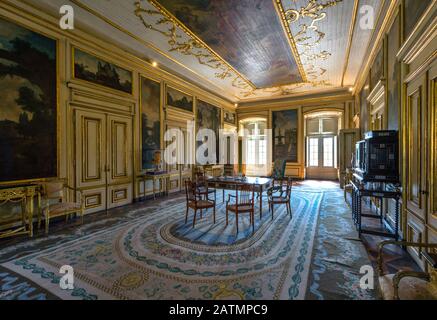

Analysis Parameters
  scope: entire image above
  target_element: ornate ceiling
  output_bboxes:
[25,0,384,102]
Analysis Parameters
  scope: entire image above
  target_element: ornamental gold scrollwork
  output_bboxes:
[282,0,343,89]
[134,0,252,92]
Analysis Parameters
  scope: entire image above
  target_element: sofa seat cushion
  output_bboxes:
[379,274,437,300]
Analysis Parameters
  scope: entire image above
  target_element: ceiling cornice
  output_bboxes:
[238,88,353,110]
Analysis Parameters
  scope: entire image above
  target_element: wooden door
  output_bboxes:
[406,76,428,220]
[107,114,133,209]
[75,109,107,213]
[428,63,437,243]
[75,110,133,213]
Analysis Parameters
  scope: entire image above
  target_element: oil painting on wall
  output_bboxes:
[387,14,400,130]
[0,18,57,182]
[224,110,236,125]
[73,48,132,94]
[272,110,298,163]
[404,0,431,39]
[166,86,193,113]
[141,77,161,170]
[370,47,384,91]
[196,100,220,163]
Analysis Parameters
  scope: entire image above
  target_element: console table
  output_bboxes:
[351,179,401,240]
[139,172,170,200]
[0,184,39,239]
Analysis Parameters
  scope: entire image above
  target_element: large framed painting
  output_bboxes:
[224,110,236,125]
[403,0,431,40]
[272,110,298,163]
[0,18,57,182]
[141,76,161,170]
[196,100,221,163]
[370,46,384,91]
[387,13,401,130]
[166,86,193,113]
[360,76,370,135]
[73,48,133,94]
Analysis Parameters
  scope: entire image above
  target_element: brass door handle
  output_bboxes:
[420,190,429,195]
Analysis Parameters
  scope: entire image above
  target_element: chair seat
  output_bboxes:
[270,197,289,204]
[344,184,353,191]
[227,204,253,212]
[45,202,82,217]
[379,274,437,300]
[188,200,214,209]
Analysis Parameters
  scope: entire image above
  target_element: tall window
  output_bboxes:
[240,119,269,176]
[309,138,319,166]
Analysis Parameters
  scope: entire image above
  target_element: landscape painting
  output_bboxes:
[0,18,57,182]
[73,48,132,94]
[370,47,384,91]
[141,77,161,170]
[166,86,193,113]
[273,110,298,163]
[224,110,236,125]
[387,14,400,130]
[196,100,220,163]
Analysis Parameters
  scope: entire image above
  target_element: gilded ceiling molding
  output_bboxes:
[134,0,254,91]
[279,0,343,84]
[341,0,359,87]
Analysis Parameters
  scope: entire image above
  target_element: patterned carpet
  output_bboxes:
[0,181,378,300]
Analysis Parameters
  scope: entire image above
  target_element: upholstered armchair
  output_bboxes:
[378,240,437,300]
[38,180,84,234]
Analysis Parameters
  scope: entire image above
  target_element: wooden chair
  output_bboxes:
[195,170,216,202]
[378,240,437,299]
[344,168,353,206]
[185,180,216,228]
[38,180,84,235]
[267,177,292,220]
[226,184,255,234]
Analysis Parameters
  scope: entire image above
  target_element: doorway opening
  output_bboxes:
[305,112,342,180]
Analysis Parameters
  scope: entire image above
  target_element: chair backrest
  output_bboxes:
[42,181,65,200]
[185,180,198,203]
[274,177,292,198]
[272,159,286,179]
[236,184,255,206]
[195,170,206,185]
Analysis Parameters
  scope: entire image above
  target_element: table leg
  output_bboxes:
[28,195,34,237]
[259,186,262,219]
[153,179,156,200]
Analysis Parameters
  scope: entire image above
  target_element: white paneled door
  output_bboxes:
[75,109,133,214]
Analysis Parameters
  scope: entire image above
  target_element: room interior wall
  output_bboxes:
[0,0,235,227]
[353,0,436,268]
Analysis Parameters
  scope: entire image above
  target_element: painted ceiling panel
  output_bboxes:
[156,0,303,88]
[23,0,384,102]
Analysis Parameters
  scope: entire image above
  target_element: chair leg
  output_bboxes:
[200,209,203,219]
[271,204,274,220]
[185,207,189,224]
[288,202,292,217]
[192,209,197,228]
[45,216,49,235]
[236,214,239,233]
[213,206,216,224]
[252,212,255,233]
